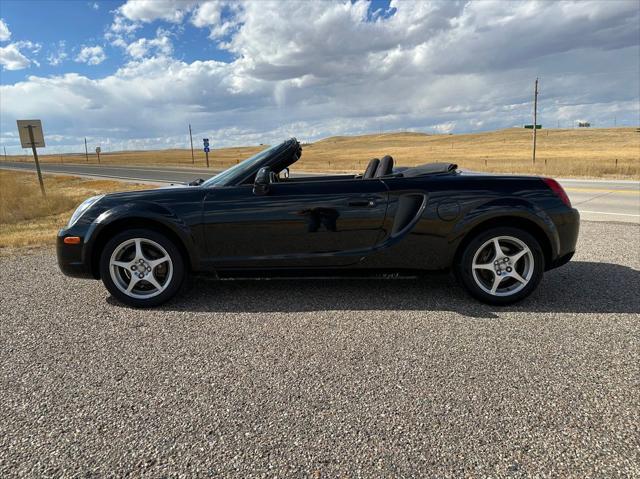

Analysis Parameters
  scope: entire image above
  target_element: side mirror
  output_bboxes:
[253,167,271,195]
[281,167,290,179]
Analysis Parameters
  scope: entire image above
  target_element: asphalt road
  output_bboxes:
[1,221,638,477]
[2,161,639,223]
[0,161,218,184]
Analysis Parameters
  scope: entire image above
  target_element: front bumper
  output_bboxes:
[57,228,95,279]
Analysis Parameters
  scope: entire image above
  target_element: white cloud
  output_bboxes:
[0,41,41,70]
[91,2,99,10]
[124,29,173,59]
[105,13,141,51]
[119,0,197,23]
[116,0,236,38]
[105,11,142,52]
[1,0,639,152]
[0,18,10,42]
[191,1,238,38]
[0,44,30,70]
[191,1,223,27]
[0,56,250,149]
[48,41,68,66]
[75,45,106,65]
[22,40,42,54]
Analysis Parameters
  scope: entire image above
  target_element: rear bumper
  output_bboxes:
[57,229,94,279]
[549,251,574,269]
[547,207,580,270]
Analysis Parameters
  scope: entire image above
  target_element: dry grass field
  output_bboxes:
[303,127,639,178]
[4,127,639,179]
[0,171,146,251]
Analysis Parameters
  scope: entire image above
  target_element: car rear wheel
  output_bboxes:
[456,227,544,305]
[99,228,185,307]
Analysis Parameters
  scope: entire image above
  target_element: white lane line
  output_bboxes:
[578,210,640,217]
[558,178,640,186]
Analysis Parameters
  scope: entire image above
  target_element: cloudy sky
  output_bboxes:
[0,0,638,154]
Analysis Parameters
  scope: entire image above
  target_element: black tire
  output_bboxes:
[99,228,186,308]
[455,227,545,305]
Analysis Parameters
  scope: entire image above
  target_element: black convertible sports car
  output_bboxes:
[57,138,579,307]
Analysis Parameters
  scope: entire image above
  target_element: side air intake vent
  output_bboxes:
[391,194,427,236]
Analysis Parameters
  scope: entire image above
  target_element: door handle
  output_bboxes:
[348,199,376,207]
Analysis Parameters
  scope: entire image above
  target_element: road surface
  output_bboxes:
[1,161,638,223]
[1,221,638,477]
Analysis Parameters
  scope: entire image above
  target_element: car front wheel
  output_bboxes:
[99,228,185,307]
[456,227,544,305]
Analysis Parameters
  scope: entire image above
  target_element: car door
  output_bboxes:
[202,178,389,268]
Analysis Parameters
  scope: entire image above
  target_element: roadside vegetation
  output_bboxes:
[8,127,638,180]
[0,171,145,251]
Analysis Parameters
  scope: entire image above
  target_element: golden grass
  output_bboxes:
[24,145,265,169]
[5,127,637,179]
[0,171,146,251]
[301,127,640,178]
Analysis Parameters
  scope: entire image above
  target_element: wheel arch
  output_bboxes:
[453,215,554,270]
[89,217,196,279]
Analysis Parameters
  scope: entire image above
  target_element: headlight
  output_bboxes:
[67,195,104,228]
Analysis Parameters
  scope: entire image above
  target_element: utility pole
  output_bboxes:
[84,137,89,162]
[3,146,6,161]
[532,77,539,164]
[189,124,195,165]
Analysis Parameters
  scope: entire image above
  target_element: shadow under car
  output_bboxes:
[106,261,640,318]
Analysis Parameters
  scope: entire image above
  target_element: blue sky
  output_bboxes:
[0,0,234,82]
[0,0,638,154]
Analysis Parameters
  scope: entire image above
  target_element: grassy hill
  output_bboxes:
[8,127,640,179]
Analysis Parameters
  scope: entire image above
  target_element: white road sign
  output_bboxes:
[17,119,46,148]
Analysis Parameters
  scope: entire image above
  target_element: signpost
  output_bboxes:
[95,146,101,163]
[17,119,46,197]
[203,138,210,168]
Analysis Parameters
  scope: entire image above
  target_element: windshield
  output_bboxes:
[201,143,281,187]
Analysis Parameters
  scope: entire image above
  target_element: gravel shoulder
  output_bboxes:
[1,221,639,478]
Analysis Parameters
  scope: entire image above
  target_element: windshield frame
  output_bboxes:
[201,142,286,188]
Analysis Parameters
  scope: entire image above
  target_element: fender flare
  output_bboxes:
[448,197,560,263]
[84,201,200,274]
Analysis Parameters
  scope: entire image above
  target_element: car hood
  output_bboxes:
[98,182,200,203]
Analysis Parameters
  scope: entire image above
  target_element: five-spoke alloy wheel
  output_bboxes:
[456,227,544,305]
[100,229,185,307]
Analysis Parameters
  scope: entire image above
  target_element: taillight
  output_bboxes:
[542,178,571,207]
